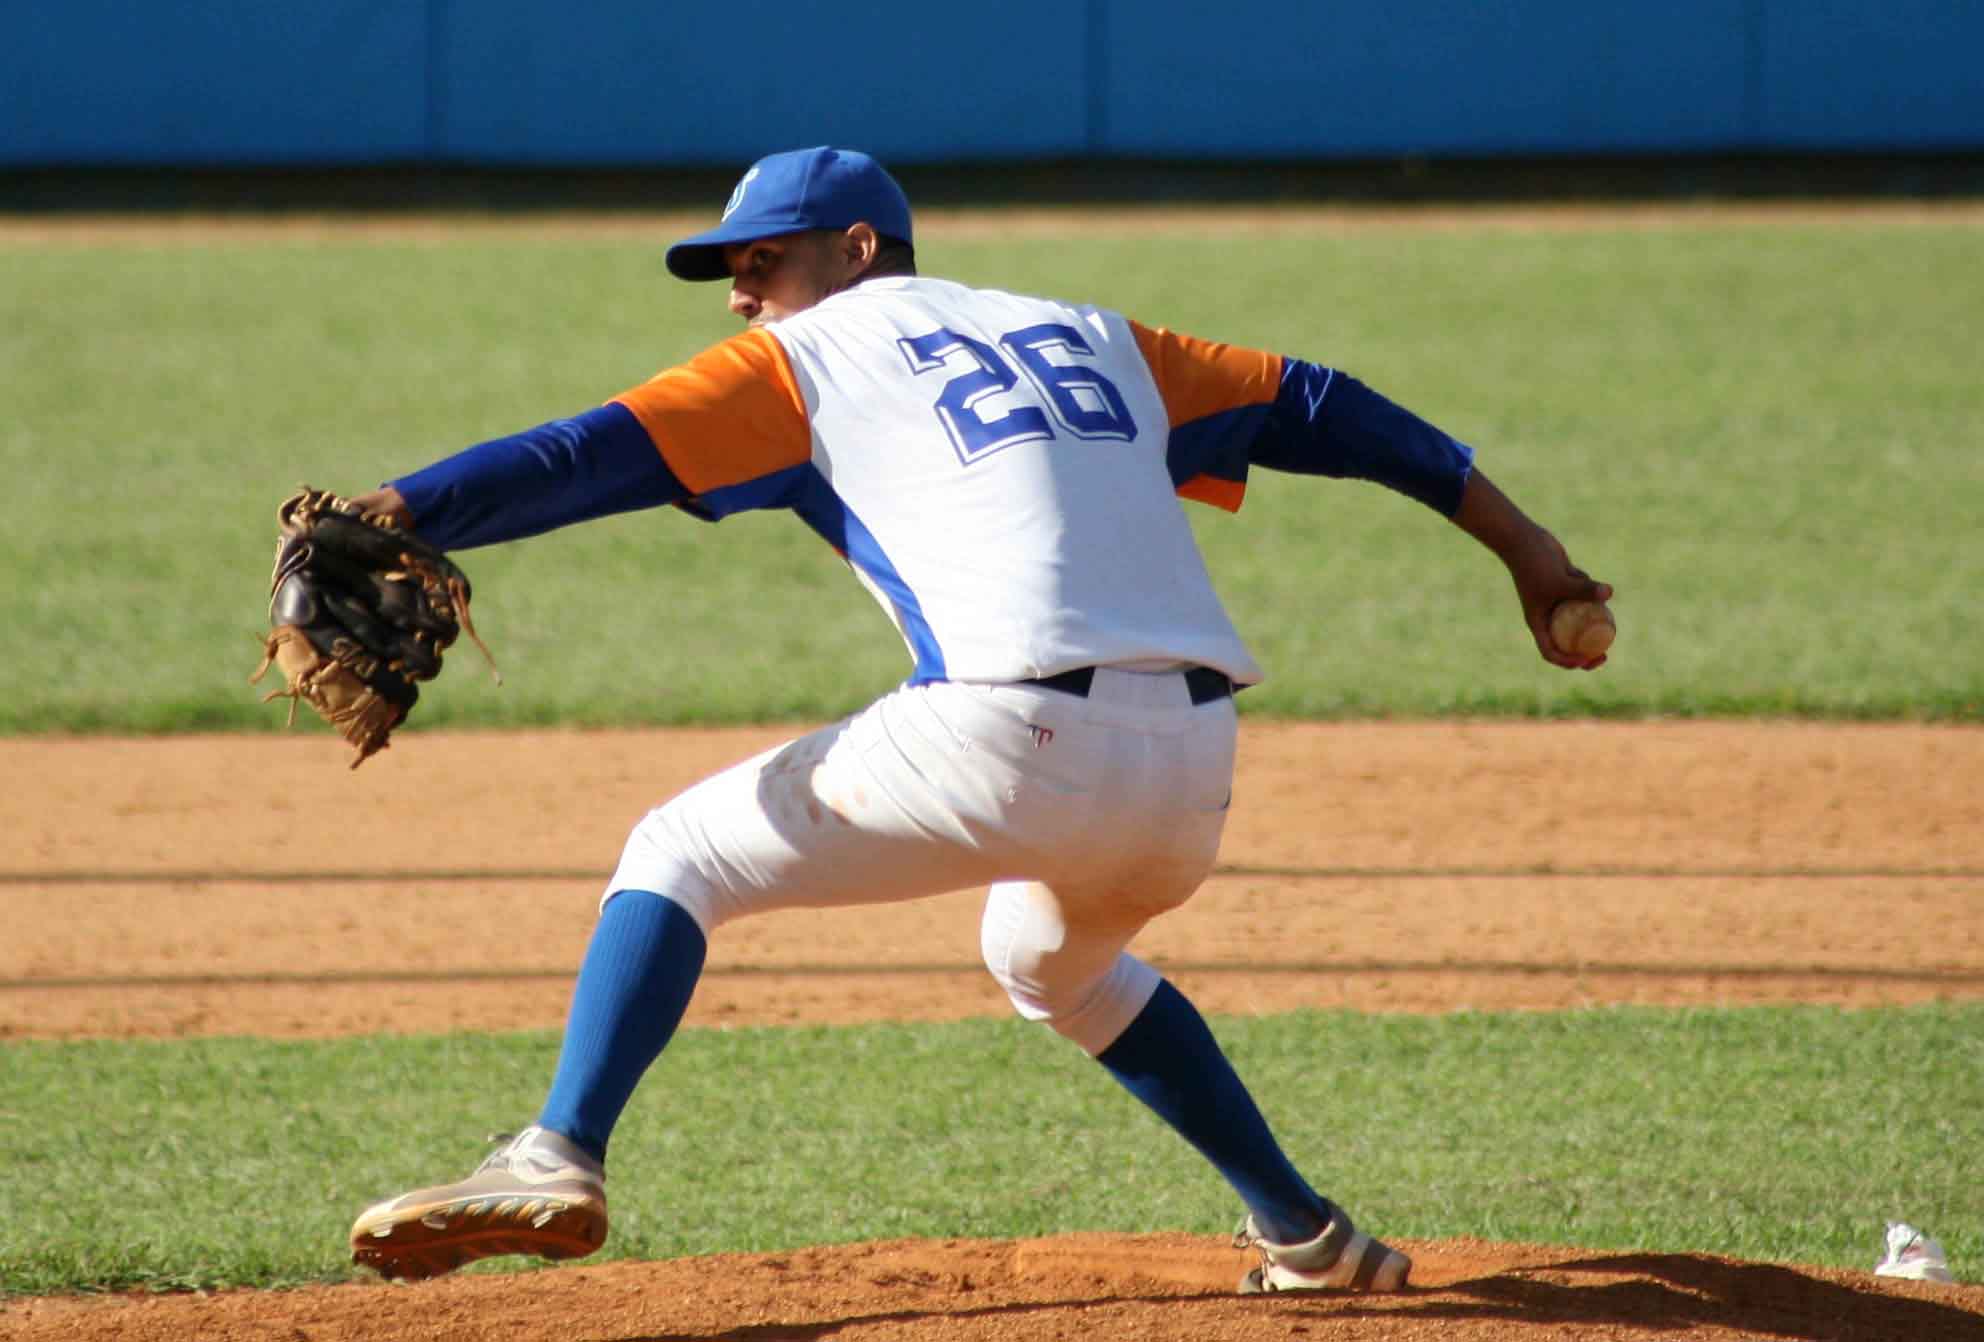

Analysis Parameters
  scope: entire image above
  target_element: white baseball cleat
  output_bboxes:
[350,1125,608,1281]
[1234,1210,1412,1294]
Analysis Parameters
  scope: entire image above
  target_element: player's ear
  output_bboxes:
[841,222,880,275]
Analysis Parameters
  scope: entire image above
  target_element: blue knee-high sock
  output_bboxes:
[536,890,707,1164]
[1096,979,1329,1244]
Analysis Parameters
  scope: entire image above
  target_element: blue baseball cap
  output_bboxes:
[665,146,913,282]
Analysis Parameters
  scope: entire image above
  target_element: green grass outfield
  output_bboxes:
[1,209,1978,729]
[5,1006,1979,1295]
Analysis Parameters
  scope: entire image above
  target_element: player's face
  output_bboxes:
[722,230,860,325]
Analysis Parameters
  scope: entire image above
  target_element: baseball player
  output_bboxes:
[344,146,1611,1293]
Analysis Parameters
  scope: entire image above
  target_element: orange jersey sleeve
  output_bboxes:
[611,328,812,496]
[1129,321,1284,512]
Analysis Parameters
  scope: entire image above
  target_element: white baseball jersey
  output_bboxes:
[611,276,1269,687]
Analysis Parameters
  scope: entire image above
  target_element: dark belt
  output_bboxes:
[1020,665,1234,705]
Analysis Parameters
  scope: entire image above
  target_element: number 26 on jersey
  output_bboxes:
[898,322,1139,466]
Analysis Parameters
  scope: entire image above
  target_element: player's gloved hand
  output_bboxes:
[249,486,495,767]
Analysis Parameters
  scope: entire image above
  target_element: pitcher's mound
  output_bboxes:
[8,1233,1979,1342]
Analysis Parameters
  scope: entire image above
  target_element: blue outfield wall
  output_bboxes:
[431,2,1091,164]
[6,5,432,164]
[3,1,1981,167]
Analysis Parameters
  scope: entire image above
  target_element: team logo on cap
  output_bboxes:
[721,167,760,222]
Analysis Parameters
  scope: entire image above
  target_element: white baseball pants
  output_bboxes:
[606,668,1237,1055]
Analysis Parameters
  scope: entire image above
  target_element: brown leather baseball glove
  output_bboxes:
[250,487,494,768]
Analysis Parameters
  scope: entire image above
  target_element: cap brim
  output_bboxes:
[664,220,812,281]
[663,239,734,282]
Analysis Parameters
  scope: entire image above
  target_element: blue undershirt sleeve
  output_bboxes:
[388,402,686,550]
[1253,359,1475,517]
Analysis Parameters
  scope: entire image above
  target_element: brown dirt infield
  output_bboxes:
[5,720,1981,1339]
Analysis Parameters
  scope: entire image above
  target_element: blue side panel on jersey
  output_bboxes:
[686,466,947,682]
[391,402,687,550]
[788,473,948,684]
[1165,404,1271,492]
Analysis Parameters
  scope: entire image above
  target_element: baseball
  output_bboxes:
[1549,599,1615,659]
